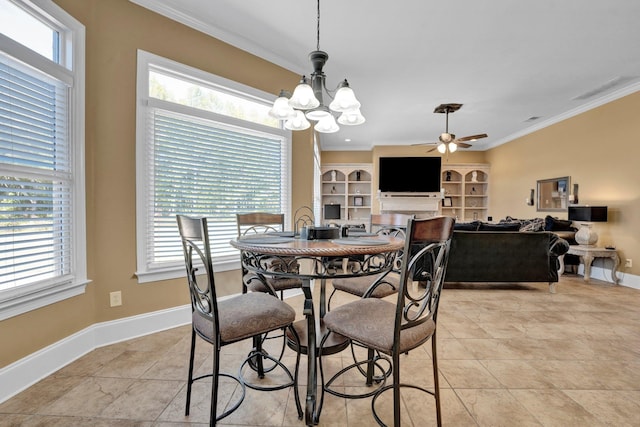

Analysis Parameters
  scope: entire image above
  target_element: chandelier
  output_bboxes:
[268,0,365,133]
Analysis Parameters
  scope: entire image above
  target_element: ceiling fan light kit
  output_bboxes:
[268,0,365,134]
[415,103,488,155]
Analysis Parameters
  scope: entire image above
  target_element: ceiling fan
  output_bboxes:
[415,103,488,153]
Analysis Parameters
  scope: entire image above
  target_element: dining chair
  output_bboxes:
[236,212,303,371]
[326,213,414,383]
[328,213,414,310]
[318,216,455,427]
[177,215,302,425]
[236,212,302,296]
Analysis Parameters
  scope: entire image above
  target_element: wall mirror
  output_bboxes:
[537,176,570,211]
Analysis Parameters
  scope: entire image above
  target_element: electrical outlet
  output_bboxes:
[110,291,122,307]
[625,259,632,268]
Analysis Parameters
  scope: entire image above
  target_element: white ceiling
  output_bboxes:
[132,0,640,151]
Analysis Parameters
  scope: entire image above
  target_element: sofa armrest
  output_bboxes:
[549,235,570,257]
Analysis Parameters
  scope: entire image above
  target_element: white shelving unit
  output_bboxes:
[441,164,490,222]
[320,163,372,225]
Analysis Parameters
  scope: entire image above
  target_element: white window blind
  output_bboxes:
[136,51,291,282]
[0,55,72,291]
[144,107,287,269]
[0,0,85,320]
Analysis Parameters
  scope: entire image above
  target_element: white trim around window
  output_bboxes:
[0,0,87,321]
[135,50,291,284]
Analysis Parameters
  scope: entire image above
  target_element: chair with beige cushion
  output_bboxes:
[236,212,302,295]
[177,214,302,425]
[319,216,455,427]
[328,213,414,309]
[236,212,303,371]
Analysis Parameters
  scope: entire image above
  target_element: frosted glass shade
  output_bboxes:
[268,95,295,119]
[329,83,360,112]
[314,115,339,133]
[305,106,332,121]
[289,79,320,110]
[337,109,365,125]
[284,110,311,131]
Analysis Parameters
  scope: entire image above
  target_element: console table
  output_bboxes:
[566,245,620,284]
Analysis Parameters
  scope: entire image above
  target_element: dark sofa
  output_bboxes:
[444,230,570,293]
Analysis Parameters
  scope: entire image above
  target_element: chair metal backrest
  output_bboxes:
[370,213,414,271]
[236,212,285,236]
[370,213,414,238]
[176,215,220,345]
[293,206,315,235]
[394,216,455,347]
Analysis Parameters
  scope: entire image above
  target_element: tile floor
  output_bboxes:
[1,274,640,426]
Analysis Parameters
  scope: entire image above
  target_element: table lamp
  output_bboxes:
[568,206,608,246]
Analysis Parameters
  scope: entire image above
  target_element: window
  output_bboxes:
[0,0,86,320]
[136,51,291,283]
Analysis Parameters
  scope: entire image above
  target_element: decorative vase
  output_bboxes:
[575,223,598,246]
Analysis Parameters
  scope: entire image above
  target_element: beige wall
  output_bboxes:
[0,0,314,367]
[486,91,640,275]
[322,150,372,164]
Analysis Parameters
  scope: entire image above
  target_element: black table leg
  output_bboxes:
[301,279,316,426]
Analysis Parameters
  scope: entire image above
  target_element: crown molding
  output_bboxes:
[128,0,304,74]
[484,82,640,150]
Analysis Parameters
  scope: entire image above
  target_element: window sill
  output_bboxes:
[0,279,91,322]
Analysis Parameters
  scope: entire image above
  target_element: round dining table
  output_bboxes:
[230,234,404,426]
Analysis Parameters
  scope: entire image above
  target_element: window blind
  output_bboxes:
[144,107,287,269]
[0,57,72,291]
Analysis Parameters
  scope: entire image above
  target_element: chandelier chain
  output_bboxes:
[316,0,320,51]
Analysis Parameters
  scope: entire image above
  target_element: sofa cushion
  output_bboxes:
[544,215,575,231]
[454,221,481,231]
[477,222,521,231]
[518,218,545,232]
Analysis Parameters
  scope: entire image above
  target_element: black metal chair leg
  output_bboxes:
[432,332,442,427]
[366,347,375,386]
[393,352,401,427]
[185,329,196,416]
[289,325,304,420]
[211,348,220,426]
[253,335,266,379]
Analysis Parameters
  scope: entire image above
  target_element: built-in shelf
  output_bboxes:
[321,163,373,224]
[441,164,490,222]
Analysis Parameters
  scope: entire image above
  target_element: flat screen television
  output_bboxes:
[324,204,341,220]
[378,157,442,193]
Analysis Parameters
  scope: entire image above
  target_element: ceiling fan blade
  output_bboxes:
[457,133,488,142]
[411,141,438,146]
[456,142,472,148]
[427,146,438,153]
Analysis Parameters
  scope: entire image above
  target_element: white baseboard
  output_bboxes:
[0,288,305,405]
[0,304,191,404]
[578,265,640,290]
